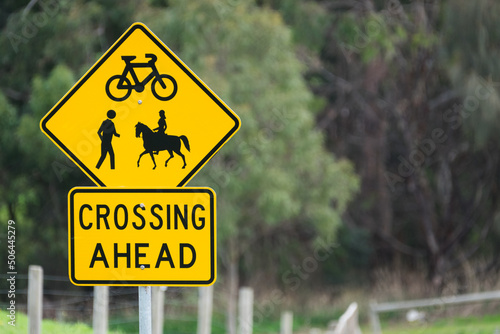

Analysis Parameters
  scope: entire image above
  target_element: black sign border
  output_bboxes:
[68,187,216,286]
[41,23,240,187]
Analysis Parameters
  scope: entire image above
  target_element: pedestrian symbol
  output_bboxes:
[96,110,120,169]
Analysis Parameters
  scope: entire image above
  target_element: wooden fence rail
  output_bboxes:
[369,290,500,334]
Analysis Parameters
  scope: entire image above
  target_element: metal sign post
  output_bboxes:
[139,286,152,334]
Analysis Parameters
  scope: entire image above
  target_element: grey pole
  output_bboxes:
[139,286,152,334]
[93,286,109,334]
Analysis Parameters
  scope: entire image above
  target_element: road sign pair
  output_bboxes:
[41,23,240,286]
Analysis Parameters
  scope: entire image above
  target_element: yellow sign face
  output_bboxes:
[41,23,240,187]
[68,187,216,286]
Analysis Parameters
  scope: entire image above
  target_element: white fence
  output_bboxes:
[331,302,362,334]
[28,265,43,334]
[369,290,500,334]
[13,265,363,334]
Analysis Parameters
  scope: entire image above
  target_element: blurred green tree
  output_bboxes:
[0,0,358,322]
[292,0,500,291]
[146,0,358,331]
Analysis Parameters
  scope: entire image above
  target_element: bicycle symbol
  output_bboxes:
[105,53,178,101]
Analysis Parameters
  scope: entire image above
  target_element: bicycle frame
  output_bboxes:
[118,59,166,91]
[106,54,177,101]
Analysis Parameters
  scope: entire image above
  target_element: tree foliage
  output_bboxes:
[273,0,500,290]
[0,0,358,293]
[141,1,359,292]
[3,0,500,305]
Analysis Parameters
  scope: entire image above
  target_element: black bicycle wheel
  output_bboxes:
[152,74,178,101]
[106,75,132,101]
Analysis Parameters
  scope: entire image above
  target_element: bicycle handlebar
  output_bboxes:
[145,54,157,62]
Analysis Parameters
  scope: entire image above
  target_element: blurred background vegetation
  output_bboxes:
[2,0,500,331]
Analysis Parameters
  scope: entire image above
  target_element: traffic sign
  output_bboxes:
[41,22,240,187]
[68,187,216,286]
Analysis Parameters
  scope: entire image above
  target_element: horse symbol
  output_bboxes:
[135,122,190,169]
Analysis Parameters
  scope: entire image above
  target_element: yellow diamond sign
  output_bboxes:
[41,22,240,187]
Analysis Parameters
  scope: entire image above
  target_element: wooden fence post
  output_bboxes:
[332,302,361,334]
[93,286,109,334]
[369,300,382,334]
[238,287,253,334]
[197,285,214,334]
[28,265,43,334]
[280,311,293,334]
[152,286,166,334]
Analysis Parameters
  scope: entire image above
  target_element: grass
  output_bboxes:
[0,310,124,334]
[109,311,500,334]
[109,312,279,334]
[2,307,500,334]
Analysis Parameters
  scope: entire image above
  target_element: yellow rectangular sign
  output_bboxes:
[68,187,216,286]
